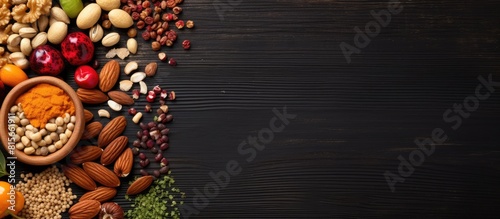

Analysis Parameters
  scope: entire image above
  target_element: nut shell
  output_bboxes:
[101,32,120,47]
[99,202,124,219]
[47,21,68,44]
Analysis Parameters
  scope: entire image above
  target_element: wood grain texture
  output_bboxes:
[12,0,500,218]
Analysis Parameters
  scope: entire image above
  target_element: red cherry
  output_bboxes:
[74,65,99,89]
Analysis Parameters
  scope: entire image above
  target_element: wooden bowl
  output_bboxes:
[0,76,84,165]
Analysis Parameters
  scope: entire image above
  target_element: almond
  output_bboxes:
[81,121,103,140]
[114,148,133,177]
[77,88,109,104]
[108,91,134,105]
[69,200,101,219]
[84,109,94,123]
[79,187,117,203]
[126,175,154,195]
[62,165,97,191]
[98,116,126,148]
[70,146,103,164]
[83,162,121,187]
[100,136,128,166]
[99,60,120,92]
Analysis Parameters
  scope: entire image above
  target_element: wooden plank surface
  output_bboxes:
[13,0,500,218]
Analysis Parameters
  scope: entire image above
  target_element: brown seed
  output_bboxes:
[151,41,161,51]
[114,148,133,177]
[99,60,121,92]
[70,146,103,164]
[77,89,109,104]
[84,109,94,123]
[80,187,117,203]
[172,6,182,14]
[101,136,129,166]
[127,28,137,37]
[126,175,154,195]
[83,162,121,187]
[158,52,167,61]
[136,20,145,29]
[81,121,103,140]
[69,200,101,219]
[62,165,97,191]
[98,116,127,148]
[102,20,112,29]
[186,20,194,29]
[145,62,158,77]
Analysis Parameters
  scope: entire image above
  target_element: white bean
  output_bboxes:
[67,123,74,131]
[59,134,68,144]
[21,136,30,146]
[70,116,76,124]
[10,105,18,113]
[54,141,63,149]
[55,117,64,126]
[15,142,24,150]
[20,119,30,126]
[44,135,52,145]
[48,145,56,153]
[64,129,72,138]
[45,123,57,132]
[31,132,42,142]
[24,147,35,155]
[63,113,70,124]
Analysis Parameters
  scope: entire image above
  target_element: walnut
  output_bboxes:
[11,0,51,23]
[0,0,10,8]
[0,5,9,27]
[0,24,12,44]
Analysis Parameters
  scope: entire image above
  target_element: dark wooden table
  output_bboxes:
[14,0,500,218]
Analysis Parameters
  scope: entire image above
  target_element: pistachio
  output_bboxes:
[124,61,138,75]
[50,7,70,24]
[19,27,37,38]
[31,32,48,49]
[89,24,104,42]
[127,38,137,54]
[12,23,29,33]
[47,22,68,45]
[20,38,32,56]
[38,15,49,32]
[101,32,120,47]
[7,45,20,52]
[7,34,21,46]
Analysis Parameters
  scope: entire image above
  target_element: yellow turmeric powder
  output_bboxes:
[16,84,75,128]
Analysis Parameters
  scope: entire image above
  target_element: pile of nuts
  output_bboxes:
[1,6,71,69]
[10,104,75,155]
[120,0,194,64]
[16,165,77,219]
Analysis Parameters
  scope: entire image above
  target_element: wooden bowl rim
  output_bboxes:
[0,76,84,165]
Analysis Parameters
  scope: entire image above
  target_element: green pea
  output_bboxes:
[59,0,83,18]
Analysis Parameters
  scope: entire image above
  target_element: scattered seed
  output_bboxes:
[98,109,111,118]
